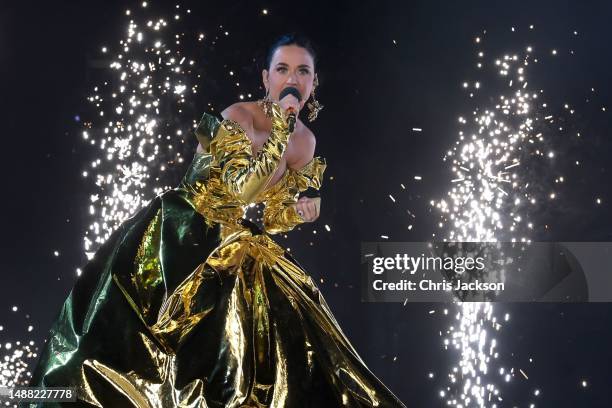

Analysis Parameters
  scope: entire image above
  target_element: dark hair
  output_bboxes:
[265,33,317,70]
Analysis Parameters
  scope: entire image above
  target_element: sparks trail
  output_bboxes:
[83,8,192,258]
[0,306,39,391]
[430,26,584,407]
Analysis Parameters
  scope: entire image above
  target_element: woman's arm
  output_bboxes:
[263,129,323,233]
[287,129,320,222]
[209,102,291,204]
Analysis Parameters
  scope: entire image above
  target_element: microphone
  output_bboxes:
[279,86,302,133]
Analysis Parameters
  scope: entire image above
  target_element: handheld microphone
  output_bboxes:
[279,87,302,133]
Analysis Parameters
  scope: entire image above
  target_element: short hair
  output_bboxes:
[265,33,317,70]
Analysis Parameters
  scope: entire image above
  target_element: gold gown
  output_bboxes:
[28,103,406,407]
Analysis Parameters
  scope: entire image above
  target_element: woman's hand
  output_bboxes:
[295,197,320,222]
[278,92,301,118]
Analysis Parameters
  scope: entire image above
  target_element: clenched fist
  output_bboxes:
[295,197,321,222]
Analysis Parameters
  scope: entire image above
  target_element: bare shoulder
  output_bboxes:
[290,122,317,169]
[220,102,255,135]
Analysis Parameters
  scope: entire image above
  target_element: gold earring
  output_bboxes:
[257,88,273,118]
[307,75,323,122]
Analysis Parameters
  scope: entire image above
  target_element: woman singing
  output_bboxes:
[29,33,406,408]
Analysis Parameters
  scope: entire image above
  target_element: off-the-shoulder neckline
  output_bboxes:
[219,117,325,175]
[265,156,325,192]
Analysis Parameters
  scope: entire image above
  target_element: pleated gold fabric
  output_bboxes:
[27,102,406,407]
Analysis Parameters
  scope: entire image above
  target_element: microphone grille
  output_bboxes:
[279,87,302,102]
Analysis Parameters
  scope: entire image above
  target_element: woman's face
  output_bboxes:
[262,45,315,110]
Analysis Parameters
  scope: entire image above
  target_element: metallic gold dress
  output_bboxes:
[28,103,406,407]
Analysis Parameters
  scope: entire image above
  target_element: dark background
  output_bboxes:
[1,0,612,406]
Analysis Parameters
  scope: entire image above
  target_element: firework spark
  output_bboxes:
[82,6,201,259]
[432,27,570,407]
[0,307,39,397]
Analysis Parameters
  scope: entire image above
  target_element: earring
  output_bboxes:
[307,74,324,122]
[257,87,273,118]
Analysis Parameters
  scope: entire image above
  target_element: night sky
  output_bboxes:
[1,0,612,406]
